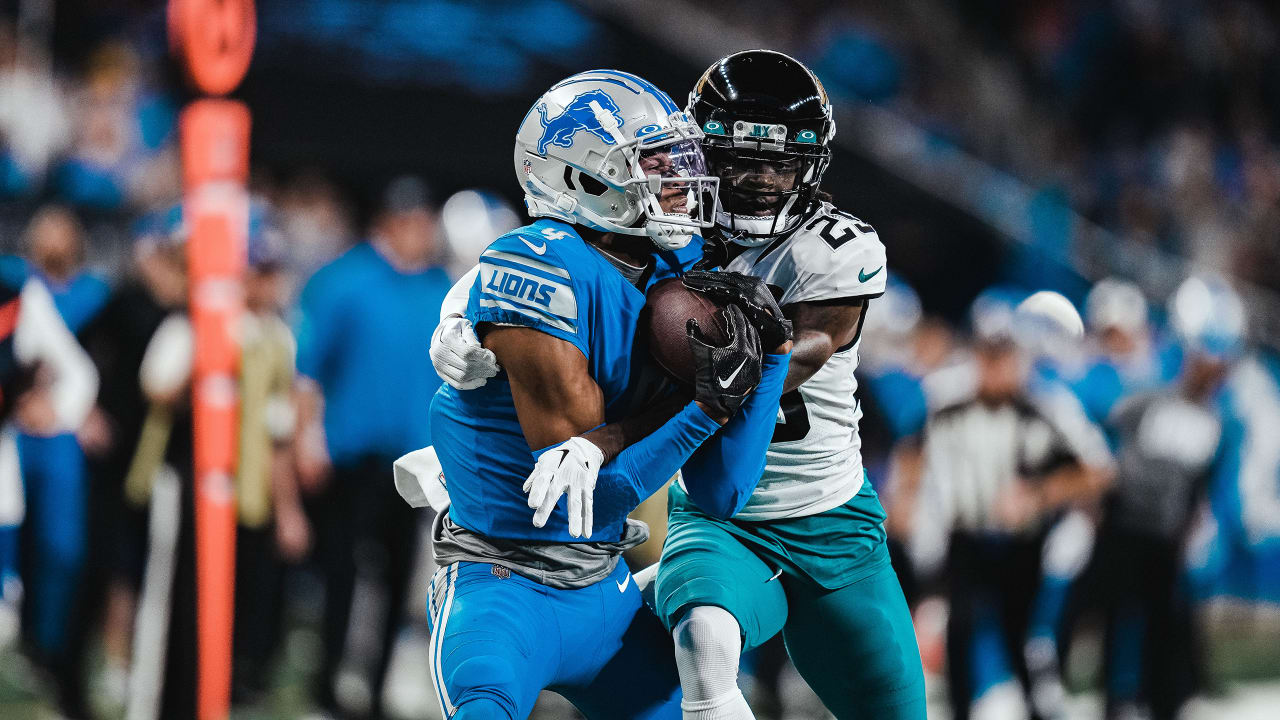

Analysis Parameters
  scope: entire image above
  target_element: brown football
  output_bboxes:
[644,278,730,384]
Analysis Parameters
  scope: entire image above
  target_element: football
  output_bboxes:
[644,278,730,384]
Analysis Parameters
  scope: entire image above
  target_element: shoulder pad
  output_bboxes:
[474,224,580,336]
[784,204,888,301]
[794,204,879,252]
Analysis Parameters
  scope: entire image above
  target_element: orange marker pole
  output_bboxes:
[169,2,256,719]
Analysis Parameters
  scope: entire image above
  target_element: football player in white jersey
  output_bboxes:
[651,50,924,720]
[430,51,924,720]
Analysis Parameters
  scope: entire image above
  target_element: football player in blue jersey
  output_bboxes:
[1074,278,1182,426]
[423,70,793,719]
[432,53,929,720]
[1092,275,1245,720]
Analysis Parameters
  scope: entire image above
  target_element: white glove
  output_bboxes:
[523,436,603,539]
[430,314,499,390]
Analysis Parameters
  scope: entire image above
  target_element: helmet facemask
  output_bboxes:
[597,117,720,250]
[517,71,725,251]
[703,123,830,246]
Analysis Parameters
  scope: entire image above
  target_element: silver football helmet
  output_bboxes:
[514,70,719,250]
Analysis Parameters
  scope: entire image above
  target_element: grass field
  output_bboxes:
[2,599,1277,719]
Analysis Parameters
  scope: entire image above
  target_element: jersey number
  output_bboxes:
[772,389,811,442]
[805,210,873,251]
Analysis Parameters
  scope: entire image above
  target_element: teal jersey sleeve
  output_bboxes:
[469,225,587,356]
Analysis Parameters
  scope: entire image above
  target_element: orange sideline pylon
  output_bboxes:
[170,1,255,718]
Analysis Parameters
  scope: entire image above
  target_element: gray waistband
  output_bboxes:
[430,511,649,590]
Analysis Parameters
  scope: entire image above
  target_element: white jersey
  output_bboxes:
[725,201,887,520]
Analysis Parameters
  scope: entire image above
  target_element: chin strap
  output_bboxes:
[645,221,693,250]
[716,190,805,246]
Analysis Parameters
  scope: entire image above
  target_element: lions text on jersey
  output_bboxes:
[720,201,888,520]
[429,219,701,543]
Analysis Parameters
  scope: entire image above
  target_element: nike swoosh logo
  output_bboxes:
[616,574,631,593]
[858,266,882,283]
[718,359,748,389]
[520,237,548,255]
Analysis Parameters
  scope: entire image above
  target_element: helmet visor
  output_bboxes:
[636,139,719,228]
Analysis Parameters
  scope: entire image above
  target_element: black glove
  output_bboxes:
[690,232,730,272]
[682,270,793,350]
[687,303,762,421]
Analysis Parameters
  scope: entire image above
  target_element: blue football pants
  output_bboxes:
[17,432,87,659]
[427,560,681,719]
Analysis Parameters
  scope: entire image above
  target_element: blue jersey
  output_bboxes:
[1071,338,1181,427]
[1203,351,1280,602]
[295,243,453,463]
[431,219,702,544]
[864,366,928,442]
[0,256,110,334]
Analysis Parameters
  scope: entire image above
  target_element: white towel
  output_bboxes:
[393,446,451,512]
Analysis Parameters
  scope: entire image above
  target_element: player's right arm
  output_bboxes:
[781,299,864,391]
[1036,385,1114,509]
[493,313,765,537]
[467,230,755,538]
[482,326,604,449]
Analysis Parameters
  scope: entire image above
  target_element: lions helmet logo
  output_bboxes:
[536,89,624,155]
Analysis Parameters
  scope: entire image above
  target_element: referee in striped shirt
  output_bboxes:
[902,289,1112,720]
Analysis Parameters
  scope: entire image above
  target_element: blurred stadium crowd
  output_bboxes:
[0,1,1276,720]
[708,0,1280,298]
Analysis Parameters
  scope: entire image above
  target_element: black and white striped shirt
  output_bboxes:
[913,370,1111,537]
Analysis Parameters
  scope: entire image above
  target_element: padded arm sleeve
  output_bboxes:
[680,352,790,518]
[441,264,478,320]
[555,401,722,524]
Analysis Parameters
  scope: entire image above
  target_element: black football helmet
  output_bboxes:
[688,50,835,245]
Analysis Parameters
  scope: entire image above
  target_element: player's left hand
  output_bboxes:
[682,271,793,351]
[523,436,603,538]
[431,314,500,390]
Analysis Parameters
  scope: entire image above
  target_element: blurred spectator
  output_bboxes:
[76,206,188,717]
[0,227,98,719]
[1073,277,1182,426]
[293,175,452,718]
[232,207,308,703]
[1206,312,1280,606]
[274,170,357,284]
[0,20,70,198]
[0,205,108,716]
[53,41,177,211]
[901,289,1112,720]
[1090,276,1246,720]
[0,204,111,329]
